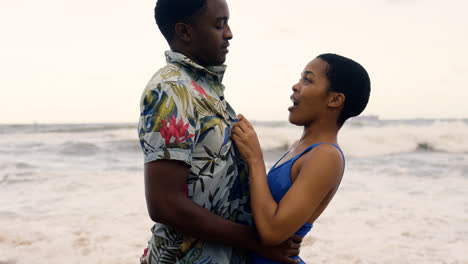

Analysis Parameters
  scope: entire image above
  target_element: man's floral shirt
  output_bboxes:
[138,51,251,264]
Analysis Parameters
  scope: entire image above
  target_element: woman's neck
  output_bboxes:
[298,119,339,146]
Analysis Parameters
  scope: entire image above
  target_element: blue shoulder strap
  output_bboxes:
[293,143,345,172]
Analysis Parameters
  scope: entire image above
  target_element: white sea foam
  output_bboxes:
[299,154,468,264]
[255,119,468,157]
[0,119,467,263]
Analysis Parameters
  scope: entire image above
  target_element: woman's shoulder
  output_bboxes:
[297,143,344,180]
[310,143,342,158]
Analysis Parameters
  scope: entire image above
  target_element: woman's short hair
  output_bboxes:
[318,53,371,126]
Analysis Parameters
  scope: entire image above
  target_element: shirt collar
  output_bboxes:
[165,50,227,83]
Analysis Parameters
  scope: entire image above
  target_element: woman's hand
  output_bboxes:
[231,114,264,166]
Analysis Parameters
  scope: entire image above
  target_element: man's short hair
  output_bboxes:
[317,53,371,126]
[154,0,207,43]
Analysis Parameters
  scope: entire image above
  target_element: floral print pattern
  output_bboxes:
[159,114,194,145]
[191,80,209,99]
[138,51,251,264]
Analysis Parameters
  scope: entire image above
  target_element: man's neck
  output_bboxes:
[170,45,205,68]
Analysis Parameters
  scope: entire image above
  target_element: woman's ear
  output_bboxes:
[328,93,345,108]
[174,22,192,43]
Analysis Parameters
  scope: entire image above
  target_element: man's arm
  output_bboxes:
[145,159,301,264]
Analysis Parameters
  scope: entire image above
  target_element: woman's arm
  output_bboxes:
[145,159,302,263]
[232,115,343,246]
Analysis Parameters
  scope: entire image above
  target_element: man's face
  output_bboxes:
[189,0,233,67]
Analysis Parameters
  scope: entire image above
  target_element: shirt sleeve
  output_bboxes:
[138,81,198,166]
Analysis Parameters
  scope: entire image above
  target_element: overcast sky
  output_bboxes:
[0,0,467,123]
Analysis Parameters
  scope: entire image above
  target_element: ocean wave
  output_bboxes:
[0,123,136,135]
[59,142,100,156]
[257,119,468,157]
[104,139,141,153]
[0,162,39,184]
[1,172,38,185]
[1,119,468,158]
[57,139,141,156]
[15,162,37,169]
[347,117,468,128]
[415,142,437,152]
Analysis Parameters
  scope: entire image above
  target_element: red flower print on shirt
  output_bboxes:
[140,247,149,263]
[191,80,208,98]
[159,114,194,144]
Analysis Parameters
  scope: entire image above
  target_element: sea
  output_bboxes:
[1,117,467,264]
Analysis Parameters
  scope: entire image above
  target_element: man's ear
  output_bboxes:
[174,22,192,43]
[328,92,345,108]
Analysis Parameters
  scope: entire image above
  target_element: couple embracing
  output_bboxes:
[137,0,370,263]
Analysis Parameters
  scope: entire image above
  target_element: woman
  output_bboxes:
[232,53,371,263]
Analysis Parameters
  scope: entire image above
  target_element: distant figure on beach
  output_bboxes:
[232,54,371,263]
[137,0,301,263]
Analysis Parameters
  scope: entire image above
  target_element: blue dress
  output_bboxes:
[251,143,345,264]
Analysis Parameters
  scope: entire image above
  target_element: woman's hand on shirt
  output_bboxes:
[231,114,264,166]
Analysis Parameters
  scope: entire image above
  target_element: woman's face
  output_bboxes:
[288,58,331,126]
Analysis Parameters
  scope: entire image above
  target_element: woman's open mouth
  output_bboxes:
[289,96,299,111]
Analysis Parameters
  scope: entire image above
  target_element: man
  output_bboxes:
[138,0,301,263]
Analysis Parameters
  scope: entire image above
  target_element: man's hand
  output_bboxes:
[256,234,303,264]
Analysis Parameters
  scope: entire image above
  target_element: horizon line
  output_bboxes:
[1,116,468,126]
